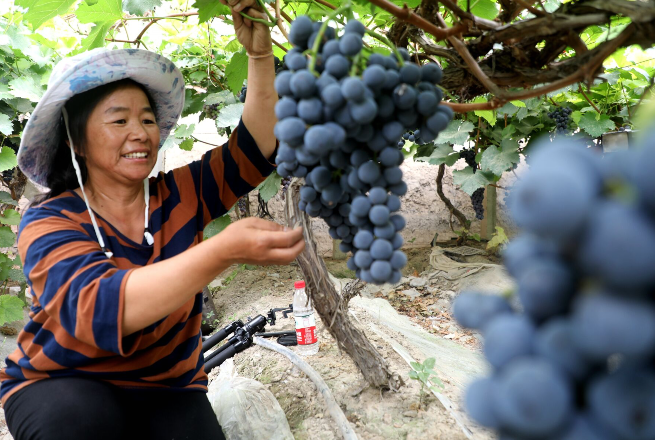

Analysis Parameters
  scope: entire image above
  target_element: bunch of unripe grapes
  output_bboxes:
[273,16,452,284]
[453,132,655,439]
[548,107,573,134]
[202,103,220,120]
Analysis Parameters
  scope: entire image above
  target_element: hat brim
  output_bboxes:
[18,48,185,187]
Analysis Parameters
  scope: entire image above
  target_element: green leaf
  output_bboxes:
[16,0,77,30]
[6,26,32,55]
[435,120,475,146]
[8,268,26,283]
[0,295,25,326]
[418,144,459,166]
[0,209,21,226]
[408,370,419,380]
[578,113,616,138]
[179,138,194,151]
[0,226,16,247]
[182,89,205,117]
[78,21,114,52]
[410,361,422,371]
[487,226,509,251]
[123,0,163,15]
[225,51,249,95]
[571,110,582,125]
[174,123,196,138]
[0,148,18,173]
[0,114,13,136]
[215,103,244,129]
[480,139,520,175]
[473,97,497,126]
[0,192,18,206]
[204,214,232,239]
[458,0,498,20]
[9,76,44,102]
[423,358,436,370]
[418,371,430,383]
[225,38,242,53]
[192,0,230,23]
[256,172,283,203]
[76,0,122,24]
[510,100,526,108]
[452,168,495,195]
[204,90,237,106]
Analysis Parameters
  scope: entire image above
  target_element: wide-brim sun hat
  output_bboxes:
[18,47,186,187]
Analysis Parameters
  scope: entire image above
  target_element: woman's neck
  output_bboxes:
[75,178,145,225]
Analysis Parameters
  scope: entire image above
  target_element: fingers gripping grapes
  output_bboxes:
[274,16,452,285]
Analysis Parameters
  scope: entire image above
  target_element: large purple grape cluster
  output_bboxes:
[453,133,655,439]
[274,16,452,284]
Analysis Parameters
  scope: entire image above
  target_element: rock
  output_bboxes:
[209,279,223,289]
[442,290,457,299]
[268,272,280,278]
[403,410,418,418]
[409,277,427,288]
[383,413,393,424]
[426,286,439,295]
[401,288,421,300]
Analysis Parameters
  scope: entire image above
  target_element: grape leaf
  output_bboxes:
[452,168,495,195]
[204,214,232,239]
[0,114,12,137]
[174,123,196,138]
[6,26,32,56]
[215,103,244,129]
[434,120,475,146]
[480,139,519,175]
[76,0,122,23]
[487,226,508,251]
[9,75,44,102]
[0,147,18,173]
[578,113,616,138]
[423,358,436,370]
[123,0,163,15]
[204,90,237,106]
[225,51,248,95]
[0,84,12,101]
[178,138,194,151]
[418,144,459,166]
[225,39,242,53]
[9,269,26,283]
[473,97,497,126]
[256,172,282,203]
[458,0,498,20]
[0,209,21,226]
[16,0,77,30]
[0,226,16,247]
[192,0,230,24]
[510,101,526,108]
[0,294,25,326]
[182,89,205,117]
[0,192,17,206]
[78,21,114,52]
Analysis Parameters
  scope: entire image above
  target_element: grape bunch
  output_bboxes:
[459,148,477,170]
[203,103,220,119]
[401,129,429,146]
[274,56,285,74]
[548,107,572,134]
[237,196,248,216]
[470,187,485,220]
[453,133,655,439]
[280,176,292,200]
[273,16,452,284]
[238,86,247,103]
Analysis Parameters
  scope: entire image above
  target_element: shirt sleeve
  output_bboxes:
[163,118,277,229]
[17,205,142,357]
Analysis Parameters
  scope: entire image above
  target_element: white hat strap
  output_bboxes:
[61,108,153,258]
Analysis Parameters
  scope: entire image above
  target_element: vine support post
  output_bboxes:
[284,179,403,391]
[479,185,497,240]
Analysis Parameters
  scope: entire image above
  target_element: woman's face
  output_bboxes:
[82,84,160,186]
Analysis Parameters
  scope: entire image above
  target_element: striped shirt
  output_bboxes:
[0,120,275,405]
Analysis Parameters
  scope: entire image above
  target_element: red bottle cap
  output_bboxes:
[294,281,306,289]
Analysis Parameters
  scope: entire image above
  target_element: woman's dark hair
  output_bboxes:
[31,79,156,206]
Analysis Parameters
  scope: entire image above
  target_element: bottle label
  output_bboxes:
[294,314,317,345]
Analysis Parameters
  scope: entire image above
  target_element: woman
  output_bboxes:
[0,2,304,439]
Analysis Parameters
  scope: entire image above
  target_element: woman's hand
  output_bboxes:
[218,217,305,266]
[220,0,273,56]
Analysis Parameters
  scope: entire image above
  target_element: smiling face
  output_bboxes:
[80,83,160,186]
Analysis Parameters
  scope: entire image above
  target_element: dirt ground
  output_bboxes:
[205,244,496,440]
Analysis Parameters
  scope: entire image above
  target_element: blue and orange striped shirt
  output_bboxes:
[0,120,275,405]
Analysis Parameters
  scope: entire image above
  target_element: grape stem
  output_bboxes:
[364,29,405,67]
[307,3,352,75]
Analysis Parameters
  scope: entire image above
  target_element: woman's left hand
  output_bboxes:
[220,0,273,56]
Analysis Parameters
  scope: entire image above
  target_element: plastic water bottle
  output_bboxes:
[293,281,319,356]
